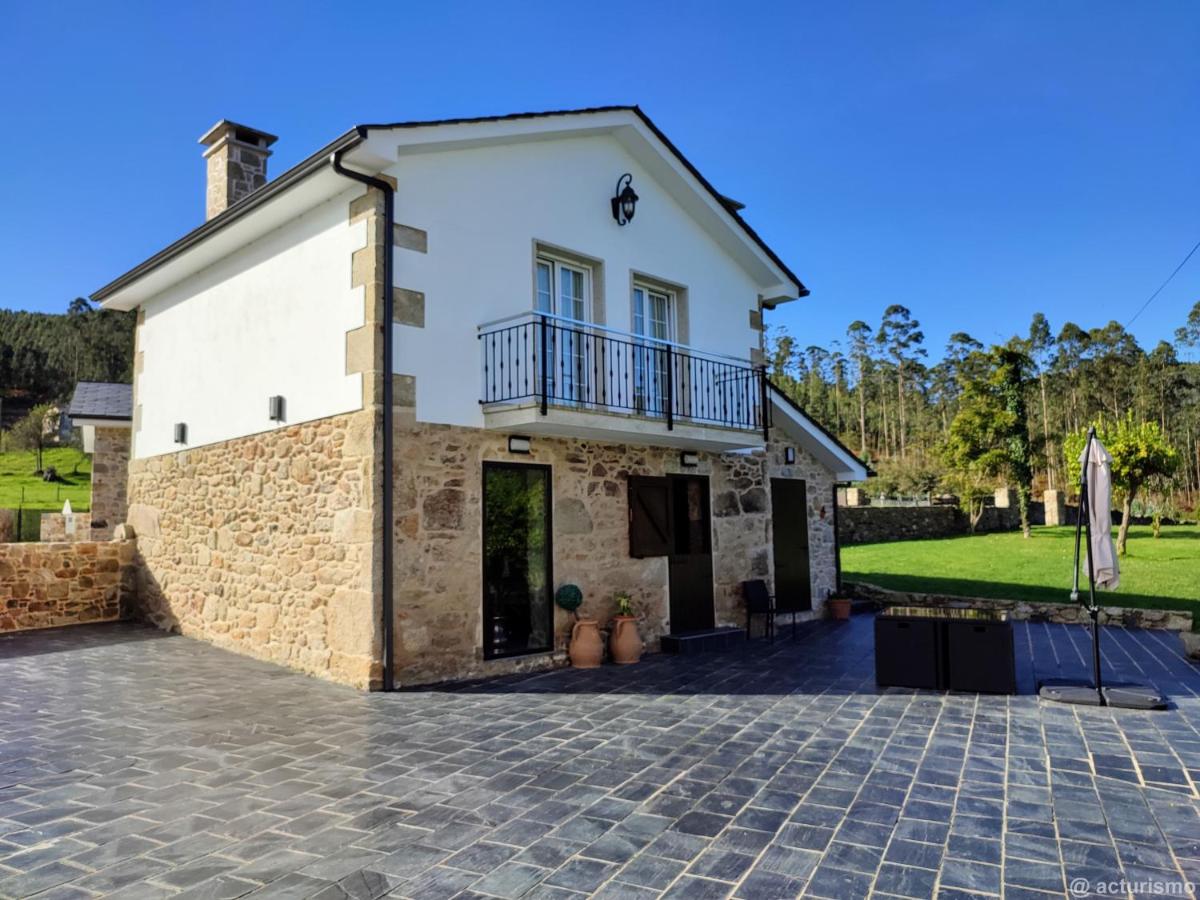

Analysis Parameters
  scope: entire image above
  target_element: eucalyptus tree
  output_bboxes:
[1027,313,1056,489]
[846,320,874,455]
[877,305,926,458]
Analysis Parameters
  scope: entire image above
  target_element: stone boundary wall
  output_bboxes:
[40,512,94,542]
[838,503,1047,545]
[0,540,136,633]
[846,580,1193,631]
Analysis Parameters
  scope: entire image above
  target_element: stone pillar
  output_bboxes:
[843,487,868,507]
[994,487,1016,508]
[1043,489,1066,526]
[199,120,278,221]
[90,427,131,540]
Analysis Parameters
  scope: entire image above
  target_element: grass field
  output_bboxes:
[0,447,92,512]
[843,525,1200,622]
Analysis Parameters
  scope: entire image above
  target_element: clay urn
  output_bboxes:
[569,619,604,668]
[609,616,643,664]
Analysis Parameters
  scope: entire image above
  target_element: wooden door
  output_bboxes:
[668,475,714,633]
[771,478,812,612]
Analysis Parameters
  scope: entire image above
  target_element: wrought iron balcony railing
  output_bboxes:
[479,312,768,436]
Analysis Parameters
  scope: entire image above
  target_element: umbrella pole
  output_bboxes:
[1077,428,1104,704]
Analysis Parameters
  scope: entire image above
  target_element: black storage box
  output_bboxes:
[875,606,1015,694]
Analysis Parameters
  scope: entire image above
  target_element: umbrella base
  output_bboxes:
[1102,683,1167,710]
[1038,679,1103,706]
[1038,678,1166,710]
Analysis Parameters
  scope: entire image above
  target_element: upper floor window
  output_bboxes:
[632,284,674,343]
[536,256,590,323]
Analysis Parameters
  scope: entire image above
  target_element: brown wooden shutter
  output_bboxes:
[628,476,671,557]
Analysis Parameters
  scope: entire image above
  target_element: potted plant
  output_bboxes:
[827,589,852,621]
[557,584,602,668]
[609,591,643,664]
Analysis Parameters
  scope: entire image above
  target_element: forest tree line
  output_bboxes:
[769,300,1200,518]
[0,298,135,412]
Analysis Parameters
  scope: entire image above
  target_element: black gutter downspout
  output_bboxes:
[331,138,395,692]
[832,482,845,593]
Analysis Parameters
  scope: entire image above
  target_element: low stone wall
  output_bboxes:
[0,540,136,633]
[39,512,94,542]
[838,503,1047,545]
[847,580,1193,631]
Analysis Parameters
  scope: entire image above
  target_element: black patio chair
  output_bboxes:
[742,579,775,643]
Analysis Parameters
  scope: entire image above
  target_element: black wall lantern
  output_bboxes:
[611,173,638,225]
[784,447,796,465]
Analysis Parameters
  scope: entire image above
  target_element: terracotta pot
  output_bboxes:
[609,616,643,664]
[828,597,852,621]
[569,619,604,668]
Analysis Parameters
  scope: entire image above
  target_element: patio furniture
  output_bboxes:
[742,579,775,642]
[875,606,1015,694]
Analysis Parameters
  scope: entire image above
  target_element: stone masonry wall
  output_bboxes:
[89,427,130,539]
[839,502,1047,545]
[848,580,1194,631]
[40,512,93,542]
[390,413,835,686]
[0,540,136,633]
[126,412,381,688]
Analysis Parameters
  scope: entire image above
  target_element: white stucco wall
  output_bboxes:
[384,136,770,427]
[134,189,364,459]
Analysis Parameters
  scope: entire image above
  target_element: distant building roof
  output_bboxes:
[68,382,133,422]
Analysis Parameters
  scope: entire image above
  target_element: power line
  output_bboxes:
[1125,237,1200,328]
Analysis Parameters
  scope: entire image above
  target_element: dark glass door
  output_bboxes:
[771,478,812,612]
[668,475,715,633]
[482,462,553,659]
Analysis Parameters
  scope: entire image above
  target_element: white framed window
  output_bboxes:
[632,284,675,414]
[536,256,592,402]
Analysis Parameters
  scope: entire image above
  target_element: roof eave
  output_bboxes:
[91,128,364,304]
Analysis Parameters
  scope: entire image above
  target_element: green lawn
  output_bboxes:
[843,525,1200,623]
[0,447,92,512]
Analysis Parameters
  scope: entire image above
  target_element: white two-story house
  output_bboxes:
[93,106,867,690]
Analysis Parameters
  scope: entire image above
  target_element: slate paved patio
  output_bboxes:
[1,615,1198,899]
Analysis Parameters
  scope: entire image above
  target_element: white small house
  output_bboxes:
[94,107,867,689]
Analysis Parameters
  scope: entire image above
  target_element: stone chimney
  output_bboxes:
[199,120,278,220]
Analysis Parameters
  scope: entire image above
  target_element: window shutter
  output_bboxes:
[629,476,671,557]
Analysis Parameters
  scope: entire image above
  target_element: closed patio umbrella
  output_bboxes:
[1081,437,1119,591]
[1039,427,1164,709]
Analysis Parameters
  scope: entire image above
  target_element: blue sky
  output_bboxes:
[2,1,1197,360]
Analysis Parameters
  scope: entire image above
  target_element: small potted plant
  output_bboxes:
[557,584,602,668]
[609,591,643,664]
[827,589,852,622]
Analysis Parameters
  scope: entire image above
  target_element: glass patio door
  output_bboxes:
[536,258,589,403]
[633,286,673,415]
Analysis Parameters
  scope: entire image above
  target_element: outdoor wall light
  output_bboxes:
[508,435,532,454]
[174,422,188,445]
[611,173,638,225]
[784,447,796,465]
[680,451,699,468]
[268,395,286,422]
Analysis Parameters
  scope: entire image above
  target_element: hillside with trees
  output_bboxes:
[0,298,134,425]
[769,300,1200,519]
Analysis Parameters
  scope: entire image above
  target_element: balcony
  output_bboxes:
[478,313,768,451]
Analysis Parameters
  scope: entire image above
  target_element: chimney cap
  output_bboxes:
[199,119,278,150]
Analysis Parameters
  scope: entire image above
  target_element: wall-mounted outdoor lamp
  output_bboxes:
[680,451,699,468]
[784,447,796,465]
[174,422,188,445]
[611,173,638,225]
[508,435,532,454]
[268,395,286,422]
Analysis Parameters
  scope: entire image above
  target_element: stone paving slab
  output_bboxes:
[0,617,1198,899]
